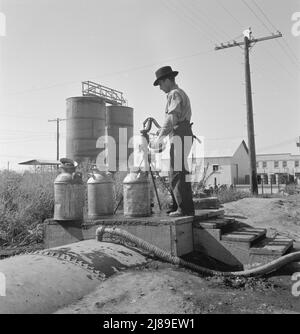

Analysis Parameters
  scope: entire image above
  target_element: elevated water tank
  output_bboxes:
[66,96,106,163]
[106,105,134,172]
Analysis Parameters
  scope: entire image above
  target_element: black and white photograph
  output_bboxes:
[0,0,300,318]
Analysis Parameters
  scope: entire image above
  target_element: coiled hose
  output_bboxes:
[96,226,300,277]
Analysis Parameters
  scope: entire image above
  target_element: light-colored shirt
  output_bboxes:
[159,85,192,139]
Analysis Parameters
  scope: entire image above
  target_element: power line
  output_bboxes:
[241,0,271,33]
[0,154,39,158]
[218,0,298,82]
[160,0,244,72]
[0,129,56,135]
[214,0,244,28]
[205,135,246,141]
[161,0,220,45]
[280,38,300,66]
[214,1,289,84]
[3,47,215,97]
[257,138,298,152]
[0,113,51,120]
[241,0,300,73]
[0,137,56,144]
[177,0,233,43]
[258,43,299,81]
[216,0,296,82]
[251,0,300,67]
[251,0,279,32]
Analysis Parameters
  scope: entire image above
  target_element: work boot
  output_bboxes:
[169,210,184,217]
[185,211,195,216]
[166,203,177,214]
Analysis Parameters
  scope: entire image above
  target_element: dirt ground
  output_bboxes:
[224,195,300,241]
[56,195,300,314]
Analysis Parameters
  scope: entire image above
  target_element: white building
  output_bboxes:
[256,153,300,184]
[155,138,300,186]
[157,139,250,186]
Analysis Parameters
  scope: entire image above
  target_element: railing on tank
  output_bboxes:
[82,81,127,106]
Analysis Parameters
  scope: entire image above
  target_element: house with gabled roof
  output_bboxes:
[156,138,251,186]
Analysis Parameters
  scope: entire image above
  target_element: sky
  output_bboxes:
[0,0,299,170]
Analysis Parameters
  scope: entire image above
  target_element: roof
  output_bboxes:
[200,138,248,158]
[18,159,60,166]
[256,153,300,161]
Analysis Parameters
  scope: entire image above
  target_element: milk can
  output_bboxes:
[123,171,151,217]
[54,159,84,221]
[87,169,115,219]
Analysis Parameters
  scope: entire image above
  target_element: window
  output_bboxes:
[274,161,279,168]
[262,161,267,168]
[295,161,299,168]
[213,165,219,172]
[256,162,260,168]
[282,161,287,168]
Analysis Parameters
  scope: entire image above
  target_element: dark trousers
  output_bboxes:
[169,121,195,215]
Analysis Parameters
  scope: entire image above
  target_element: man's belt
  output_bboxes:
[173,119,192,130]
[174,121,202,144]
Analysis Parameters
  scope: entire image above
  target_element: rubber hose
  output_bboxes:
[96,226,300,277]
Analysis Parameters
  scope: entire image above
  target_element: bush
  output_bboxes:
[192,181,251,204]
[215,187,251,204]
[0,170,57,246]
[284,184,300,195]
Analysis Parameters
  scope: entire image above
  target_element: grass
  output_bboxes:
[0,169,57,247]
[192,183,251,204]
[0,168,132,247]
[214,187,251,204]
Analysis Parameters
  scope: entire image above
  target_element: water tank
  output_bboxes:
[66,97,106,163]
[106,106,133,172]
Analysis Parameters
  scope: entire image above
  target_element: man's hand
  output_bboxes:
[148,137,166,153]
[156,128,162,136]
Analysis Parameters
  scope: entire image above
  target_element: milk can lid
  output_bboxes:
[87,171,113,184]
[123,171,149,184]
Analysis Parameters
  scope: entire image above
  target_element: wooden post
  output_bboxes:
[270,175,273,195]
[215,30,282,196]
[244,36,258,195]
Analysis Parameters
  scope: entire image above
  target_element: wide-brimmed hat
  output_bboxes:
[153,66,179,86]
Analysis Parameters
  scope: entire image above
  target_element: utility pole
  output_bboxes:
[48,118,66,161]
[215,29,282,195]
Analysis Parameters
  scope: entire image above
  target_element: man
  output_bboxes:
[152,66,195,217]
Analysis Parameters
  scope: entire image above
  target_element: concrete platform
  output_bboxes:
[195,209,225,220]
[40,208,294,272]
[250,235,293,256]
[196,218,235,230]
[43,209,226,257]
[83,214,194,257]
[221,228,267,246]
[44,214,194,257]
[193,218,293,269]
[193,197,221,210]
